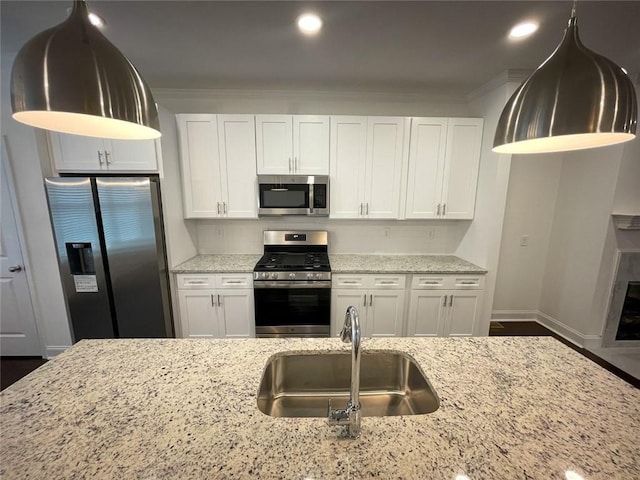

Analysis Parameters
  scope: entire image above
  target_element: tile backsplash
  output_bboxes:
[195,218,469,254]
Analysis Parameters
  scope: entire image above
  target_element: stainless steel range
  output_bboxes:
[253,230,331,337]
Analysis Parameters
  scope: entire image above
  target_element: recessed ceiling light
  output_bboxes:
[297,13,323,35]
[509,21,538,39]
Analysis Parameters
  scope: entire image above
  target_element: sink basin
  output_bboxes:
[257,350,439,417]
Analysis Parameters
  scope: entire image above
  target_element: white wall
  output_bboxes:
[1,55,73,356]
[456,77,520,335]
[493,154,562,313]
[538,146,624,340]
[154,88,471,118]
[196,219,465,255]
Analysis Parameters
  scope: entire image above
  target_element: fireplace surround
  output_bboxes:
[602,250,640,347]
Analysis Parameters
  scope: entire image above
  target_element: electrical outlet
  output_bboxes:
[520,234,529,247]
[217,226,224,238]
[383,227,391,238]
[426,228,435,240]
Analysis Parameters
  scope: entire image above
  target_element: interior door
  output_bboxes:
[0,139,41,355]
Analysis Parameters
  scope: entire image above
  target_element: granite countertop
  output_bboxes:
[1,337,638,479]
[330,254,486,274]
[172,254,261,273]
[172,254,486,274]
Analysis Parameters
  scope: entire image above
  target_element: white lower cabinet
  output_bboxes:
[176,274,254,338]
[407,275,484,337]
[331,274,405,337]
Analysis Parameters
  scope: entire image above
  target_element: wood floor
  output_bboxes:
[1,322,637,390]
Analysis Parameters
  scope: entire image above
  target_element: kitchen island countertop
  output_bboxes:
[1,337,638,479]
[172,254,486,274]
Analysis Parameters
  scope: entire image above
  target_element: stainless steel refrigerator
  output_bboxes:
[45,176,173,340]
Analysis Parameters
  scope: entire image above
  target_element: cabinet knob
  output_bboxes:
[8,265,22,273]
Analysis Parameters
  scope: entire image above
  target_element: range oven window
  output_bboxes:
[254,287,330,327]
[259,184,309,208]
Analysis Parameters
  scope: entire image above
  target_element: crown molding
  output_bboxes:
[152,87,470,106]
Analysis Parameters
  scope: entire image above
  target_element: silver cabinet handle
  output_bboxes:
[449,295,453,307]
[422,281,439,285]
[223,202,227,214]
[443,295,447,307]
[8,265,22,273]
[218,294,222,307]
[369,294,373,307]
[342,280,358,284]
[105,150,111,164]
[289,158,292,172]
[217,202,221,214]
[225,280,243,284]
[360,203,363,215]
[442,203,446,216]
[98,151,104,164]
[211,294,215,307]
[366,203,369,215]
[437,203,441,216]
[363,294,367,306]
[187,280,207,285]
[379,281,395,285]
[460,281,477,285]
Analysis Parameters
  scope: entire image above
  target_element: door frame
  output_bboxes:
[2,136,45,357]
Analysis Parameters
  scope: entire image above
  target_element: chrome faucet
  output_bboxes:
[327,305,361,438]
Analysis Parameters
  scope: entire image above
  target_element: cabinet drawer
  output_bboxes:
[215,274,253,289]
[371,275,405,289]
[333,275,367,288]
[452,276,485,289]
[177,274,216,289]
[411,276,447,289]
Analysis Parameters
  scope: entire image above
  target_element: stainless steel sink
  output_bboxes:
[257,350,439,417]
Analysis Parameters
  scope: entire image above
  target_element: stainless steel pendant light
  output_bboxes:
[11,0,161,140]
[493,2,637,154]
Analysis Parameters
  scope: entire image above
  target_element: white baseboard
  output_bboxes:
[491,310,538,321]
[535,312,601,348]
[45,345,70,359]
[492,310,604,348]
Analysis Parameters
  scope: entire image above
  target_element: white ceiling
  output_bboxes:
[2,1,639,97]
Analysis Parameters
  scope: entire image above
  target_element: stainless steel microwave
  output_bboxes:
[258,175,329,216]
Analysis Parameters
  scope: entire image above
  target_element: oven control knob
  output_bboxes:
[289,273,296,279]
[307,273,313,279]
[270,272,278,279]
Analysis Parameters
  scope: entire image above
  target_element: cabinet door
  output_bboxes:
[407,291,446,337]
[329,116,367,219]
[364,117,407,219]
[404,118,447,219]
[178,290,218,338]
[367,289,405,337]
[293,115,329,174]
[255,115,293,174]
[218,289,254,338]
[440,118,483,219]
[49,132,105,172]
[106,139,158,171]
[217,115,258,218]
[176,114,222,218]
[445,291,482,336]
[331,289,367,337]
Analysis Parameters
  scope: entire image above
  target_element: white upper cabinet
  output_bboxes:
[176,114,257,219]
[329,117,367,219]
[217,115,259,218]
[330,116,408,219]
[256,115,329,174]
[49,132,158,172]
[405,118,483,220]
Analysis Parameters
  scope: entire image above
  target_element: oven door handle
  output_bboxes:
[253,281,332,288]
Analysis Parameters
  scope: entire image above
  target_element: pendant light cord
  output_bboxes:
[571,0,577,19]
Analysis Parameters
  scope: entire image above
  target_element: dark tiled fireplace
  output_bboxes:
[603,251,640,347]
[616,282,640,341]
